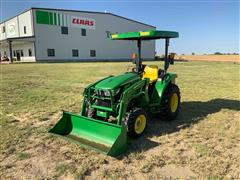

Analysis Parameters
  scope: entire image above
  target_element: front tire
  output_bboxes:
[126,108,148,137]
[159,84,181,121]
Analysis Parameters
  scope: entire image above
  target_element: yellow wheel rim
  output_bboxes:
[170,93,179,113]
[134,114,146,134]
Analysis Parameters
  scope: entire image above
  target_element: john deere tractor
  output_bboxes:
[50,30,180,156]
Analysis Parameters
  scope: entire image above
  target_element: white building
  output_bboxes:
[0,7,156,62]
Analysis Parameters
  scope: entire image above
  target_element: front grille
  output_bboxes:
[96,99,111,108]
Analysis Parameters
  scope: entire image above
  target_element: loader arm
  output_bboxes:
[117,79,149,125]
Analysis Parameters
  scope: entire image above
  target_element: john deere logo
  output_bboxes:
[7,23,16,36]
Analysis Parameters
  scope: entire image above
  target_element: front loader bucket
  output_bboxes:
[49,111,127,156]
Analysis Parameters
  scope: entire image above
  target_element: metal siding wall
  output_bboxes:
[18,10,34,37]
[33,9,155,61]
[0,23,6,40]
[0,10,33,40]
[5,17,19,38]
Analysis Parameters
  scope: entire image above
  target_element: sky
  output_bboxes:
[0,0,239,55]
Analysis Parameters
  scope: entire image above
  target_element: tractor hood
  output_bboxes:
[95,72,140,90]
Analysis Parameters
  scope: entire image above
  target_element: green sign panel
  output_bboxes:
[36,10,63,26]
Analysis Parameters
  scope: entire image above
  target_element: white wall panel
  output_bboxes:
[18,10,34,37]
[33,9,155,61]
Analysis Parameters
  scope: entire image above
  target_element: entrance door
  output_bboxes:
[16,50,21,61]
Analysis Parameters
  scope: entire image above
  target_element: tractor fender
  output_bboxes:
[155,73,177,99]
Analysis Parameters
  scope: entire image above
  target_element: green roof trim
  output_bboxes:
[111,30,179,40]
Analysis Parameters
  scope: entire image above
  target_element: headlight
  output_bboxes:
[94,89,120,96]
[103,90,111,96]
[111,88,120,96]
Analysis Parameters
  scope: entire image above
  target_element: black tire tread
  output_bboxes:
[127,108,148,138]
[159,84,181,121]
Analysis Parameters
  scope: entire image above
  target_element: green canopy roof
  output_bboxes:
[111,30,179,40]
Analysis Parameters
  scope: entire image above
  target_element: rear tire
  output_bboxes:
[126,108,148,137]
[159,84,181,121]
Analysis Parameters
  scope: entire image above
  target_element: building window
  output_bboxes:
[72,49,79,57]
[2,26,5,33]
[24,26,27,34]
[47,49,55,57]
[13,50,16,57]
[28,49,32,56]
[61,27,68,34]
[90,50,96,57]
[106,31,111,38]
[81,29,86,36]
[20,50,24,57]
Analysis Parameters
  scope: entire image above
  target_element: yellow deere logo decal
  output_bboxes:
[140,31,150,36]
[111,34,118,38]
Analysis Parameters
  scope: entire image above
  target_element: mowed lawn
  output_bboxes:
[0,61,239,179]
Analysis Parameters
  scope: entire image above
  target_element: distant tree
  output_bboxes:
[214,52,222,55]
[181,53,185,55]
[192,52,195,55]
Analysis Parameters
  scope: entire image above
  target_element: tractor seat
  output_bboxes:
[142,65,158,83]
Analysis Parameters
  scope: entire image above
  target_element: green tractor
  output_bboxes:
[50,30,180,156]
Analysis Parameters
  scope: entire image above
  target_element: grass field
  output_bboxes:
[0,61,239,179]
